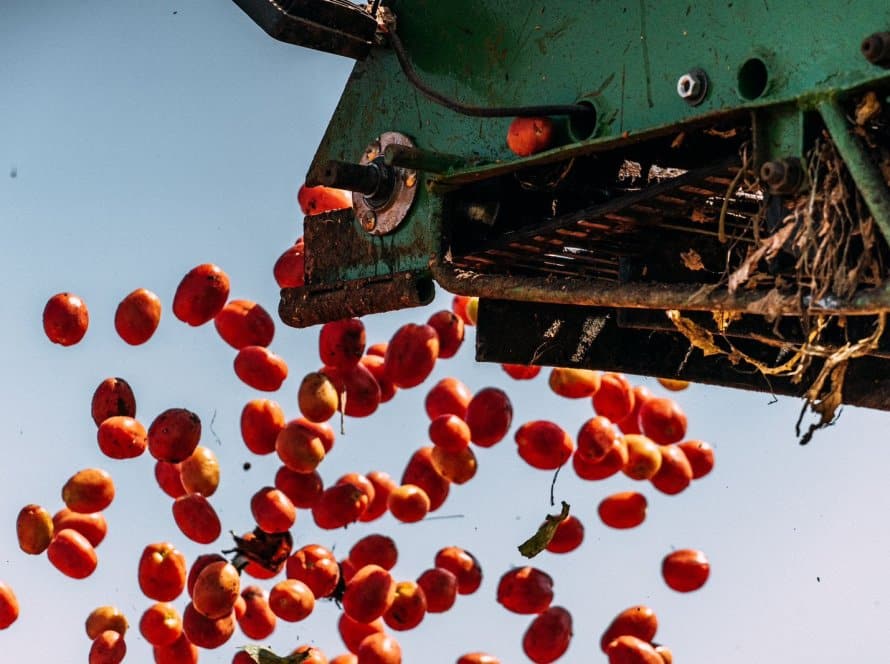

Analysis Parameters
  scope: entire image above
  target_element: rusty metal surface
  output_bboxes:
[475,299,890,410]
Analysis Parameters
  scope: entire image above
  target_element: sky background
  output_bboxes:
[3,2,890,663]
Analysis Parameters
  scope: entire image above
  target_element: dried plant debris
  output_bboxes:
[518,501,570,558]
[670,136,888,444]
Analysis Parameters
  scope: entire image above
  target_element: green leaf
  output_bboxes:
[517,501,570,558]
[242,645,312,664]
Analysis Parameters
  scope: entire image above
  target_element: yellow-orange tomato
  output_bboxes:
[62,468,115,513]
[507,116,554,157]
[661,548,710,592]
[16,504,54,555]
[89,629,127,664]
[622,434,663,480]
[172,494,221,544]
[434,546,483,595]
[234,345,288,391]
[97,415,147,459]
[192,561,241,620]
[85,605,129,640]
[600,605,658,652]
[138,542,187,602]
[91,377,136,426]
[139,602,182,647]
[522,605,572,663]
[548,367,601,398]
[269,579,315,622]
[657,377,689,391]
[214,299,274,349]
[179,445,220,497]
[598,492,648,529]
[0,582,18,629]
[148,408,201,463]
[43,292,89,346]
[276,419,326,472]
[53,508,107,547]
[387,484,430,523]
[47,528,98,579]
[114,287,161,345]
[172,263,230,327]
[241,398,285,455]
[430,446,477,484]
[299,371,339,422]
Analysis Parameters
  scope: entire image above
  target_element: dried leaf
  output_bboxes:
[855,91,881,126]
[666,310,724,357]
[680,249,705,271]
[518,501,570,558]
[243,645,312,664]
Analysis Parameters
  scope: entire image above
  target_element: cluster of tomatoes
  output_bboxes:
[4,181,716,664]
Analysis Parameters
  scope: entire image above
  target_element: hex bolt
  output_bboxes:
[862,32,890,66]
[359,209,377,232]
[760,158,804,194]
[676,69,709,106]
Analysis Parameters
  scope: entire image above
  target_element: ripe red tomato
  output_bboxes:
[427,310,465,359]
[425,377,472,420]
[52,508,107,548]
[0,582,18,629]
[384,323,439,388]
[598,491,648,529]
[214,299,274,349]
[275,419,326,472]
[269,579,315,622]
[576,416,618,463]
[114,288,161,345]
[457,654,500,664]
[43,292,89,346]
[416,567,457,613]
[662,548,710,592]
[96,415,147,459]
[181,602,235,649]
[616,385,652,435]
[233,345,288,391]
[274,237,305,289]
[545,515,584,554]
[434,546,483,595]
[240,399,285,455]
[172,263,230,326]
[338,613,385,654]
[298,184,352,215]
[572,435,628,481]
[286,544,340,599]
[47,528,98,579]
[361,470,396,522]
[497,566,554,614]
[387,484,431,523]
[139,602,183,647]
[401,447,450,512]
[606,635,663,664]
[275,466,323,508]
[349,534,398,571]
[677,440,715,479]
[593,372,635,421]
[507,116,555,157]
[502,363,541,380]
[91,377,136,426]
[89,629,127,664]
[650,444,693,495]
[154,461,186,499]
[522,605,572,663]
[192,561,240,620]
[600,605,658,653]
[639,397,687,444]
[465,387,513,447]
[343,564,396,624]
[138,543,187,602]
[383,580,427,631]
[172,494,221,544]
[360,354,397,403]
[356,632,402,664]
[236,586,276,640]
[322,362,382,418]
[312,483,369,529]
[429,414,471,452]
[515,420,574,469]
[319,318,366,369]
[152,632,198,664]
[148,408,201,463]
[250,486,296,533]
[451,295,475,326]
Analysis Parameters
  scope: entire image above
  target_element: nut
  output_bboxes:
[359,210,377,232]
[676,69,708,106]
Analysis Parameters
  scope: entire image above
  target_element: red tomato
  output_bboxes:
[600,605,658,652]
[361,470,397,522]
[312,483,369,529]
[360,354,397,403]
[434,546,482,595]
[43,292,89,346]
[639,397,687,444]
[592,373,635,422]
[192,561,240,620]
[401,447,450,512]
[251,486,296,533]
[425,377,472,420]
[84,605,128,640]
[576,416,618,463]
[172,494,221,544]
[383,580,427,631]
[322,362,382,418]
[298,184,352,215]
[0,582,19,629]
[269,579,315,622]
[114,288,161,345]
[236,586,276,640]
[152,632,198,664]
[275,419,326,473]
[616,386,652,435]
[606,635,663,664]
[545,515,584,554]
[275,466,323,509]
[662,548,710,592]
[89,629,126,664]
[502,363,541,380]
[47,529,98,579]
[572,436,628,481]
[172,263,230,327]
[349,534,398,571]
[356,632,402,664]
[522,605,572,663]
[387,484,431,523]
[515,420,574,470]
[457,654,500,664]
[465,387,512,448]
[240,399,285,455]
[343,565,395,624]
[91,377,136,426]
[139,602,183,647]
[214,299,274,349]
[62,468,115,513]
[148,408,201,463]
[97,415,147,459]
[273,238,305,288]
[233,345,288,391]
[677,440,715,479]
[181,602,235,649]
[52,508,107,548]
[598,492,647,529]
[496,567,554,614]
[507,116,555,157]
[138,543,187,602]
[427,310,465,359]
[319,318,366,369]
[154,461,186,499]
[384,323,439,388]
[286,544,340,599]
[548,367,601,398]
[650,444,693,495]
[416,568,457,613]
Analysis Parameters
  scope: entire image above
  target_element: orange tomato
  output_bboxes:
[425,377,472,420]
[592,373,635,422]
[606,635,663,664]
[387,484,431,523]
[273,238,305,289]
[250,486,296,533]
[360,470,397,522]
[16,504,54,554]
[181,602,235,649]
[383,580,427,631]
[53,508,107,547]
[138,542,187,602]
[515,420,574,470]
[89,629,126,664]
[598,492,648,529]
[240,398,285,455]
[312,483,369,529]
[47,528,98,579]
[622,434,663,480]
[0,582,18,629]
[677,440,715,479]
[139,602,182,647]
[85,605,128,639]
[457,654,501,664]
[384,323,439,388]
[275,466,323,509]
[62,468,115,513]
[349,534,398,571]
[152,632,198,664]
[192,561,240,620]
[298,184,352,215]
[179,446,220,497]
[42,292,89,346]
[600,605,658,652]
[507,116,555,157]
[401,447,450,512]
[548,367,601,398]
[236,585,276,640]
[356,632,402,664]
[234,345,288,391]
[501,363,541,380]
[639,397,687,444]
[269,579,315,622]
[298,371,339,422]
[429,414,471,452]
[96,415,147,459]
[172,494,221,544]
[213,299,274,349]
[276,419,326,472]
[430,446,477,485]
[662,548,710,592]
[114,287,161,345]
[650,444,693,495]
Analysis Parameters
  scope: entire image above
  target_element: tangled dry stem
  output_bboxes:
[669,136,887,444]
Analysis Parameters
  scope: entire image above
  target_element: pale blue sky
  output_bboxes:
[4,3,890,663]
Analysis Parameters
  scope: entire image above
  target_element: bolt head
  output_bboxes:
[359,210,377,231]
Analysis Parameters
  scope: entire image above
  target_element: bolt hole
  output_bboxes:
[415,277,436,306]
[568,101,598,142]
[738,57,769,100]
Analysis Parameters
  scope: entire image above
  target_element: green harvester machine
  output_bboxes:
[234,0,890,432]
